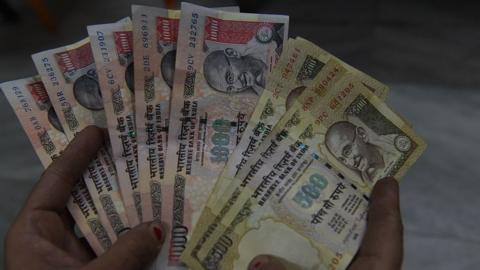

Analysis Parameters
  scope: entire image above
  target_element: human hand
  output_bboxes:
[5,126,165,270]
[248,177,403,270]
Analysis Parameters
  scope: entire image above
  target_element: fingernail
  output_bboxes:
[151,223,164,242]
[153,226,162,240]
[253,261,264,270]
[118,227,131,237]
[249,256,271,270]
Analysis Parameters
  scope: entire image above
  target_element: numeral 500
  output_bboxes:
[293,173,328,208]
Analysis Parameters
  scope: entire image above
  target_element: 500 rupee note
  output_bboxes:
[88,18,142,226]
[308,74,426,190]
[162,3,288,264]
[197,158,368,270]
[183,38,389,265]
[190,67,425,270]
[1,77,112,255]
[32,38,130,240]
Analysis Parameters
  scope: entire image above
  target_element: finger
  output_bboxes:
[63,226,95,263]
[248,255,304,270]
[59,210,95,261]
[85,222,165,270]
[249,255,286,270]
[25,126,104,212]
[59,208,76,228]
[354,177,403,269]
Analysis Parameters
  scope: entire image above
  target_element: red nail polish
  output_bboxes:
[153,226,163,241]
[253,261,263,270]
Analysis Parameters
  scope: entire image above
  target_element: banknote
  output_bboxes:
[190,159,368,270]
[308,73,426,189]
[32,38,130,240]
[161,2,289,264]
[187,63,426,269]
[206,37,389,209]
[0,77,112,255]
[88,18,141,226]
[183,59,350,267]
[132,4,240,227]
[132,5,180,224]
[182,38,390,264]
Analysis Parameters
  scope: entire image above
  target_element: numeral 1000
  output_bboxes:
[293,173,328,208]
[210,119,231,163]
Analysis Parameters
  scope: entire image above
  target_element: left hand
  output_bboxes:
[5,126,165,270]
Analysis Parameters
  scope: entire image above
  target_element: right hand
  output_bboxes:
[248,177,403,270]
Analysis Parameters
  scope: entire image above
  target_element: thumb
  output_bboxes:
[85,222,166,270]
[248,255,303,270]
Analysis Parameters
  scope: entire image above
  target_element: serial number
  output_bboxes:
[188,13,199,48]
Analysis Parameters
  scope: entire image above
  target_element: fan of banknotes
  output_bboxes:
[0,3,426,270]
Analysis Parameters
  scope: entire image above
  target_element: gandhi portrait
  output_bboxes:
[47,106,64,132]
[73,70,103,111]
[203,48,267,95]
[325,120,402,184]
[161,49,176,89]
[125,62,134,92]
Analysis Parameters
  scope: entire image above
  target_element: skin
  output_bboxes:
[204,49,267,95]
[5,126,402,270]
[5,127,165,270]
[325,121,385,183]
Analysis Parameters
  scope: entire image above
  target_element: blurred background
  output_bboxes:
[0,0,479,269]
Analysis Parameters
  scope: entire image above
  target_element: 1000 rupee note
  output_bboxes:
[88,18,142,226]
[184,60,349,267]
[1,77,112,255]
[161,3,289,264]
[132,5,180,224]
[32,38,130,241]
[183,38,390,264]
[132,3,240,227]
[190,66,426,270]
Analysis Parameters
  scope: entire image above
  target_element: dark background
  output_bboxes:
[1,0,479,269]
